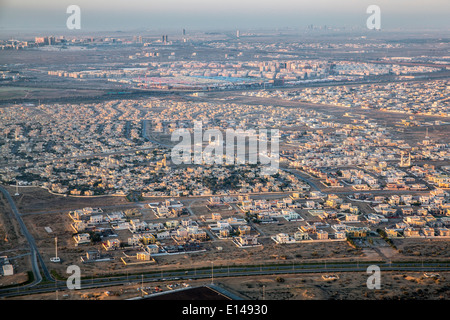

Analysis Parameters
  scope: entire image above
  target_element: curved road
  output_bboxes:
[0,186,53,287]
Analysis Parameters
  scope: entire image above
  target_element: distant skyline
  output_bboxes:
[0,0,449,32]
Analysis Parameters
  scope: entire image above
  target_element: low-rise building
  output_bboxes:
[137,251,152,261]
[404,227,421,237]
[238,225,251,236]
[316,230,328,240]
[2,263,13,276]
[103,239,121,251]
[385,228,398,237]
[345,214,359,222]
[294,230,310,241]
[219,228,230,238]
[438,228,450,237]
[145,244,159,254]
[275,233,290,244]
[422,227,435,237]
[73,233,91,245]
[236,235,259,246]
[334,231,346,239]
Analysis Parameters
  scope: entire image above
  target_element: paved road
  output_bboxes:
[0,186,53,286]
[142,120,173,148]
[1,260,449,298]
[281,168,322,191]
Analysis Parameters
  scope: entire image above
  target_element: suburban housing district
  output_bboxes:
[0,28,449,300]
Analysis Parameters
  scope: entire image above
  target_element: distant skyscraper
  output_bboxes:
[236,30,240,38]
[183,28,186,36]
[35,36,49,45]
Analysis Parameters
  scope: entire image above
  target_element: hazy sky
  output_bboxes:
[0,0,449,32]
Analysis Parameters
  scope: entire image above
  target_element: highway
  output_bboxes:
[0,260,449,298]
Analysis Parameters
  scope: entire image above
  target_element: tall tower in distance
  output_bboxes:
[422,127,432,146]
[236,30,240,38]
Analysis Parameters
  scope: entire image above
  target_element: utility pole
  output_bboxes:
[51,237,60,262]
[211,262,214,285]
[14,181,19,196]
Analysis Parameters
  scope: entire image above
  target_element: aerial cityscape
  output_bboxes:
[0,0,449,306]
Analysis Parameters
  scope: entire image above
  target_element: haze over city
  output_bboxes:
[1,0,449,31]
